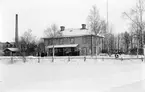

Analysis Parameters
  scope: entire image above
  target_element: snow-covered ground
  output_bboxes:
[0,56,145,92]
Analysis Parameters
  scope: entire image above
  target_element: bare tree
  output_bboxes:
[87,5,102,35]
[44,24,62,38]
[105,26,116,54]
[123,31,130,53]
[19,29,37,62]
[44,24,62,62]
[87,5,110,54]
[123,0,145,53]
[20,29,36,44]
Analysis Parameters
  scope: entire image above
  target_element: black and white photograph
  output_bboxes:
[0,0,145,92]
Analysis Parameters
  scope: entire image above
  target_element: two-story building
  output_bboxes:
[43,24,103,56]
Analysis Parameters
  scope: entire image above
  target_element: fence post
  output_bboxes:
[11,52,13,64]
[84,56,86,62]
[38,56,40,63]
[121,57,123,62]
[102,57,104,61]
[68,56,70,62]
[11,56,13,64]
[141,58,143,62]
[144,45,145,62]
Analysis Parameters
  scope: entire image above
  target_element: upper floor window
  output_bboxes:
[60,39,63,44]
[99,38,101,44]
[49,39,52,45]
[64,38,68,43]
[70,38,75,44]
[83,37,87,44]
[53,39,58,45]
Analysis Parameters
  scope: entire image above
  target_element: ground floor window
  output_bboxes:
[94,47,96,54]
[81,47,87,55]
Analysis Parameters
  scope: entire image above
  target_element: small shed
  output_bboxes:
[3,48,19,56]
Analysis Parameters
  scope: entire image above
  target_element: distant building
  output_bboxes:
[3,42,16,49]
[2,42,19,56]
[0,42,5,55]
[43,24,104,56]
[3,48,19,56]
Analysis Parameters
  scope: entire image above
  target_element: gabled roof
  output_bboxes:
[5,42,15,45]
[4,48,19,52]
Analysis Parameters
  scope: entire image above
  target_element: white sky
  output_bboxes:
[0,0,137,42]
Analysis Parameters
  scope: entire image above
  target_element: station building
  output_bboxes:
[43,24,104,56]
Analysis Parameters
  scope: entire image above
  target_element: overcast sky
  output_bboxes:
[0,0,137,42]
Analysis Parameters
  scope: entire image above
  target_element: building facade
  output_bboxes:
[43,24,103,56]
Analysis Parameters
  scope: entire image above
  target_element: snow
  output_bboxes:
[0,56,145,92]
[46,44,78,48]
[62,28,95,37]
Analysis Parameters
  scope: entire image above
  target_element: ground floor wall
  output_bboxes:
[45,45,102,56]
[79,46,102,56]
[46,47,80,56]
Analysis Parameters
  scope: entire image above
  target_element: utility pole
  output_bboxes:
[91,35,93,56]
[107,0,108,31]
[139,0,144,46]
[106,0,109,53]
[118,34,119,53]
[15,14,18,48]
[52,37,55,62]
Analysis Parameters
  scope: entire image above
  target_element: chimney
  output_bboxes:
[60,26,65,31]
[81,24,86,29]
[15,14,18,48]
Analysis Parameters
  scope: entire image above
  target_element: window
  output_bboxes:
[49,48,52,54]
[99,47,101,53]
[49,40,52,45]
[64,38,68,44]
[82,47,87,55]
[45,40,48,45]
[96,38,100,45]
[94,47,96,54]
[83,37,87,44]
[53,39,56,45]
[98,38,102,45]
[70,38,75,44]
[88,47,91,55]
[60,39,63,44]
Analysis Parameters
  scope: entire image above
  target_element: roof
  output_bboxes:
[46,44,78,48]
[5,42,15,44]
[62,28,95,36]
[4,48,19,52]
[43,28,104,39]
